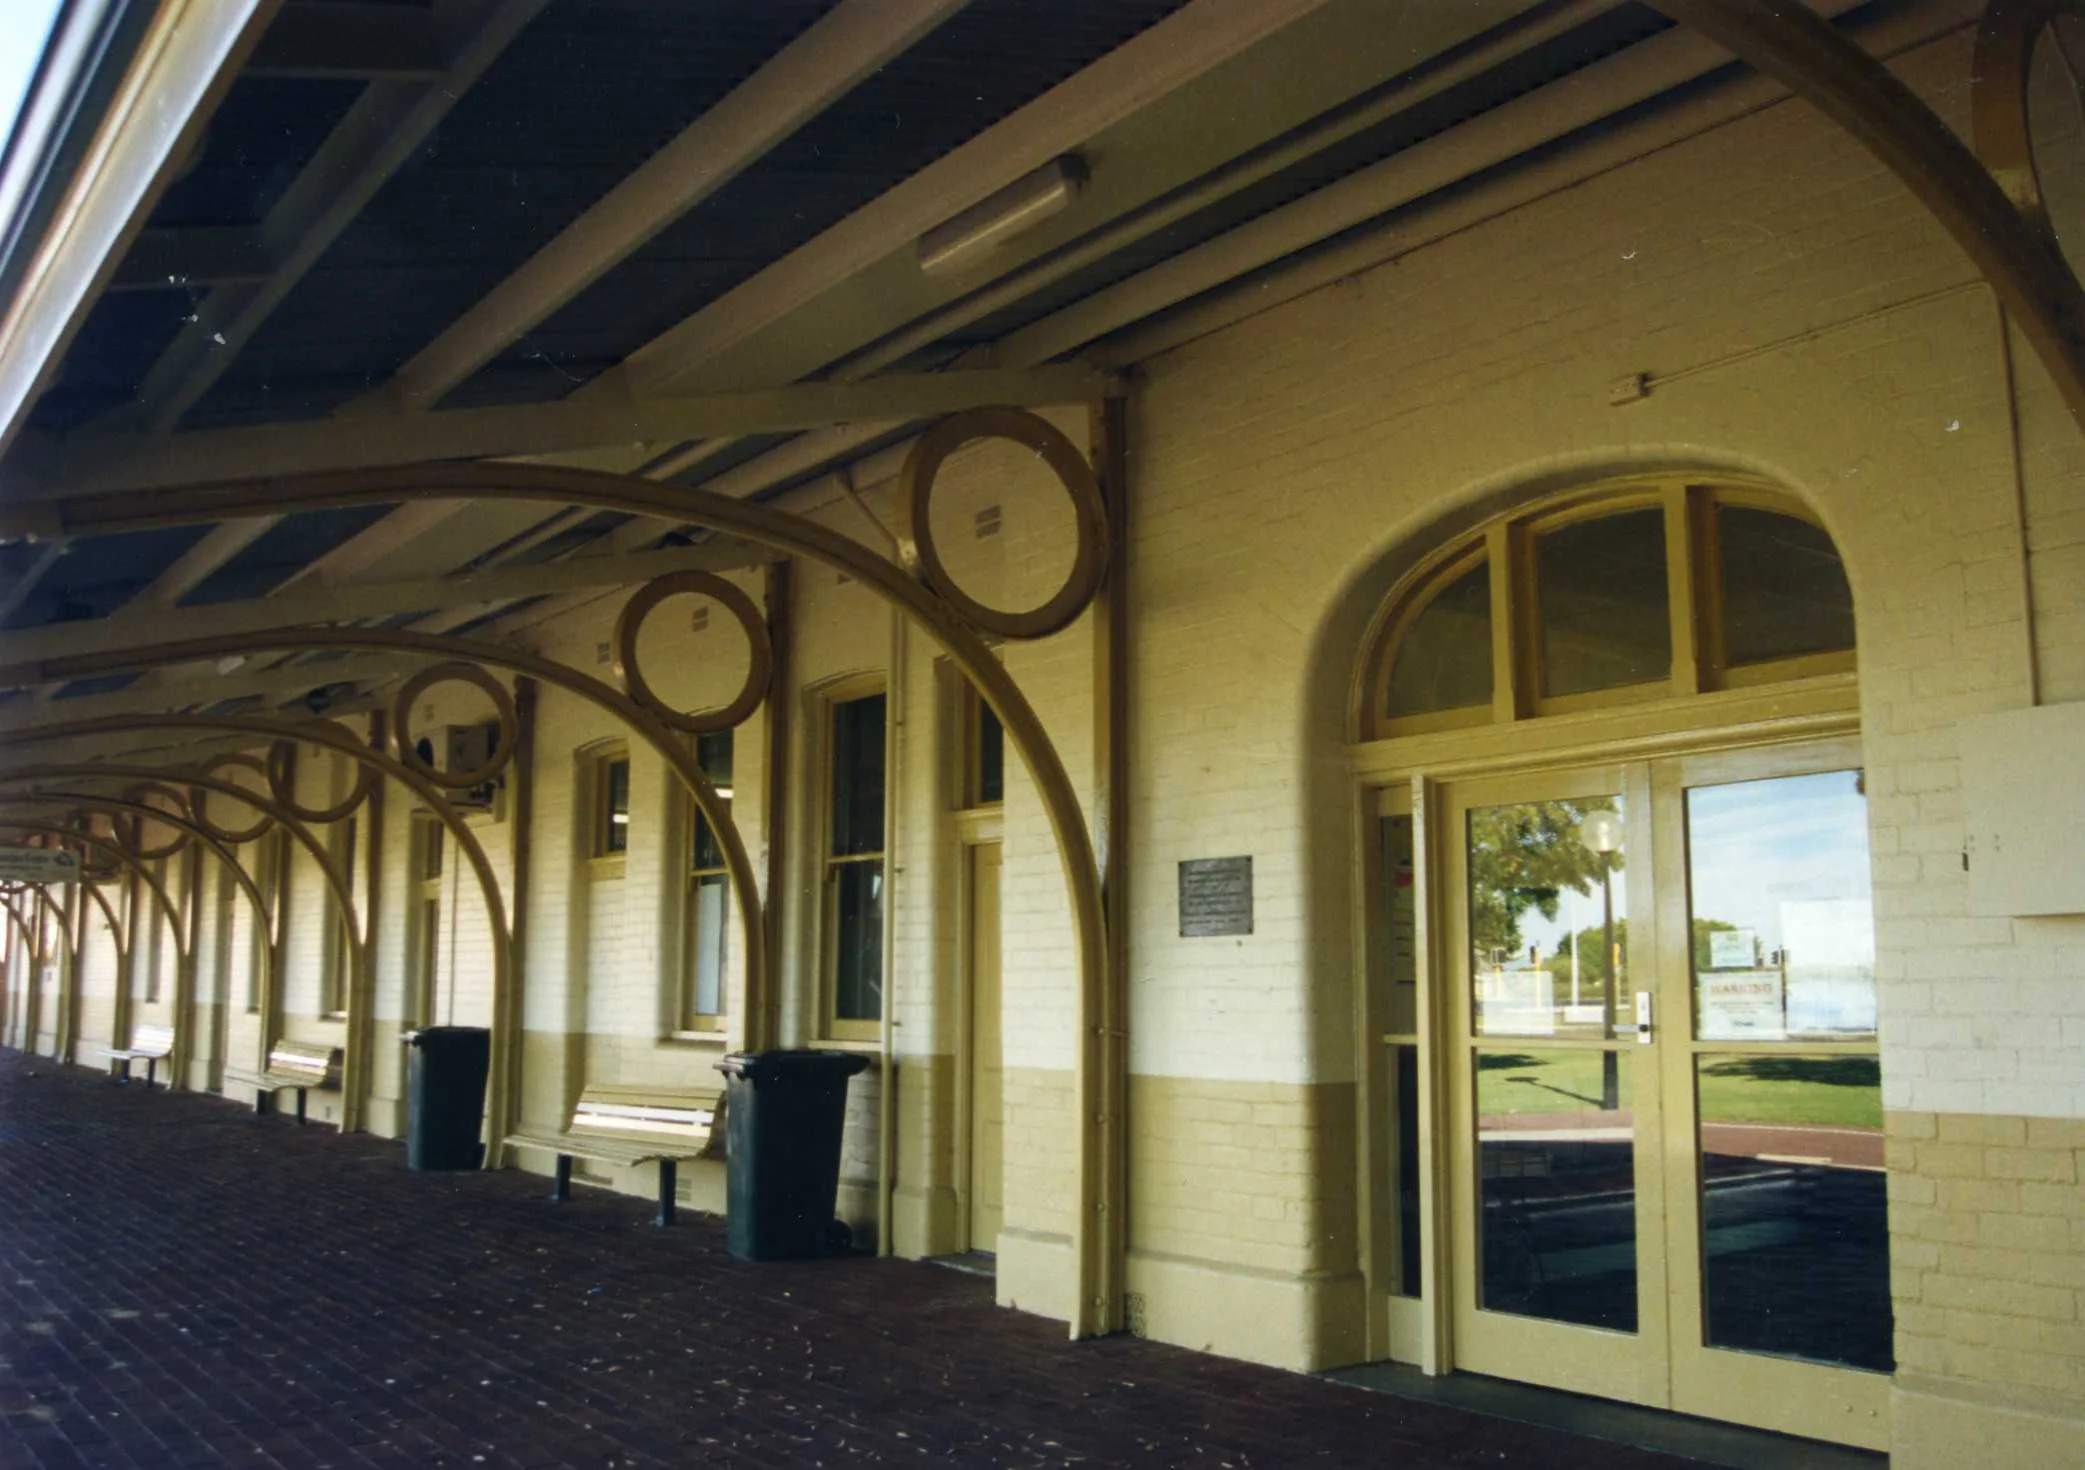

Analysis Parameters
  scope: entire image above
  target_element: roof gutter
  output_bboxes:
[0,0,276,468]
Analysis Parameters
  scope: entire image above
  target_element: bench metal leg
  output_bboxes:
[255,1089,269,1116]
[111,1059,128,1084]
[294,1088,307,1126]
[656,1159,677,1228]
[552,1155,572,1202]
[144,1059,158,1090]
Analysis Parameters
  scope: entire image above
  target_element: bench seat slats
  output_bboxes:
[506,1086,726,1226]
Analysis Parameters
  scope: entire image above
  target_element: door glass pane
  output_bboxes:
[1392,1044,1421,1299]
[1698,1054,1891,1371]
[1687,771,1876,1041]
[1381,814,1417,1035]
[1718,505,1855,667]
[1477,1049,1637,1331]
[1468,797,1626,1039]
[1387,559,1492,719]
[1536,509,1671,697]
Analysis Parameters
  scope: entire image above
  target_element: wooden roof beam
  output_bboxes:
[363,0,973,414]
[119,0,552,438]
[106,226,271,292]
[611,0,1337,398]
[0,0,278,459]
[20,362,1117,498]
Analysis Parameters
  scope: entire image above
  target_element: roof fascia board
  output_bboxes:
[366,0,975,414]
[0,0,279,461]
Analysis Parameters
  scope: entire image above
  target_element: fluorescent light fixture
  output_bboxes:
[917,155,1087,278]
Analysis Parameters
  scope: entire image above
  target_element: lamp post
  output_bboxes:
[1580,808,1623,1112]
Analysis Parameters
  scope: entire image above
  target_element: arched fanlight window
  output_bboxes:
[1363,484,1854,740]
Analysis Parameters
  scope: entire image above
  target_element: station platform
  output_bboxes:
[1,1049,1708,1469]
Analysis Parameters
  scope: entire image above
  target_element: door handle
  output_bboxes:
[1635,991,1653,1044]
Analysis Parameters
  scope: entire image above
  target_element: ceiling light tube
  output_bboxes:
[917,155,1087,278]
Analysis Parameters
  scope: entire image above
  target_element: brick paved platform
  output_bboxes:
[0,1050,1697,1469]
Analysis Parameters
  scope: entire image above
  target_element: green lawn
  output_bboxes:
[1474,1050,1880,1129]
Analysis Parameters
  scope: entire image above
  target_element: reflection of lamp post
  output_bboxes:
[1580,808,1623,1112]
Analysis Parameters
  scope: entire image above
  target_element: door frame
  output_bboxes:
[1348,681,1871,1432]
[952,815,1003,1254]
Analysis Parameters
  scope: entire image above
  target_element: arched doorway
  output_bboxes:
[1349,477,1889,1450]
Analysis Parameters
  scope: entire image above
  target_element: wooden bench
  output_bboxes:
[228,1041,342,1126]
[107,1023,175,1087]
[507,1086,726,1226]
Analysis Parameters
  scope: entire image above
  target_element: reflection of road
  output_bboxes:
[1479,1114,1880,1168]
[1702,1123,1880,1169]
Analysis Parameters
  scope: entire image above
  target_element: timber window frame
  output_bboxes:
[588,747,631,871]
[1359,481,1857,742]
[674,730,734,1035]
[817,679,889,1044]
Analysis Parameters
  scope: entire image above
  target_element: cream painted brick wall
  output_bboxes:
[1096,32,2085,1115]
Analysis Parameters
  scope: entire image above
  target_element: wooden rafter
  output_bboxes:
[120,0,551,437]
[22,363,1118,497]
[365,0,974,413]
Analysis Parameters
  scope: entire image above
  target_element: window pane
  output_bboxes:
[1688,770,1876,1041]
[1468,797,1627,1040]
[603,759,630,855]
[1386,560,1492,719]
[1536,510,1671,697]
[1477,1049,1637,1332]
[976,700,1005,805]
[831,695,886,857]
[691,875,728,1017]
[1381,814,1417,1034]
[833,860,884,1021]
[422,821,442,879]
[693,731,732,872]
[1698,1054,1890,1370]
[1392,1043,1421,1299]
[1719,505,1855,667]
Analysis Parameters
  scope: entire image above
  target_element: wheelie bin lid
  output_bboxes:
[401,1025,492,1046]
[717,1049,871,1084]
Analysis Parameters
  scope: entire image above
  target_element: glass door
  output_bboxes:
[1653,739,1891,1450]
[1443,763,1670,1407]
[1431,740,1891,1448]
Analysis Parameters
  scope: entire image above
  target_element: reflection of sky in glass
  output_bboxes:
[0,3,61,155]
[1688,771,1872,959]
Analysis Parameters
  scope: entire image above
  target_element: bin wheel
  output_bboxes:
[823,1219,854,1256]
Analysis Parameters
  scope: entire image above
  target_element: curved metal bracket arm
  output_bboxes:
[1646,0,2085,431]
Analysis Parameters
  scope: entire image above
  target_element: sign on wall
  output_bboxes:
[1179,856,1253,937]
[0,847,79,884]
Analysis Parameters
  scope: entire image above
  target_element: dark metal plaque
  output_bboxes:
[1179,856,1253,937]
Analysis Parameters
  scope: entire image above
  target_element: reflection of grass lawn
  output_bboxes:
[1698,1055,1880,1129]
[1476,1051,1879,1129]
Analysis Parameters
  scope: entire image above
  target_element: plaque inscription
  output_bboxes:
[1179,856,1253,937]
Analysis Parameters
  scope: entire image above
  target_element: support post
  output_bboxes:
[172,840,203,1090]
[345,712,386,1132]
[759,561,792,1054]
[1086,395,1132,1335]
[493,678,537,1164]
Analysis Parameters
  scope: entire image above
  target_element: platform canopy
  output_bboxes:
[0,0,2051,732]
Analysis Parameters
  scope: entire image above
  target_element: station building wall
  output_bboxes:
[8,21,2083,1466]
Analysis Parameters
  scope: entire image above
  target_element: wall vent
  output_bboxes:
[596,641,611,666]
[689,604,710,633]
[975,505,1002,539]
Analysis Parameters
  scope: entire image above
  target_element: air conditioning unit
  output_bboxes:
[417,722,505,817]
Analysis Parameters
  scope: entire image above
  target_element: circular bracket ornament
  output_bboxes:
[191,753,274,844]
[612,571,774,734]
[267,724,379,822]
[391,663,518,791]
[894,406,1109,640]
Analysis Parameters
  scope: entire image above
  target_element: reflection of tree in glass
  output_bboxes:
[1468,800,1618,960]
[1535,917,1739,988]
